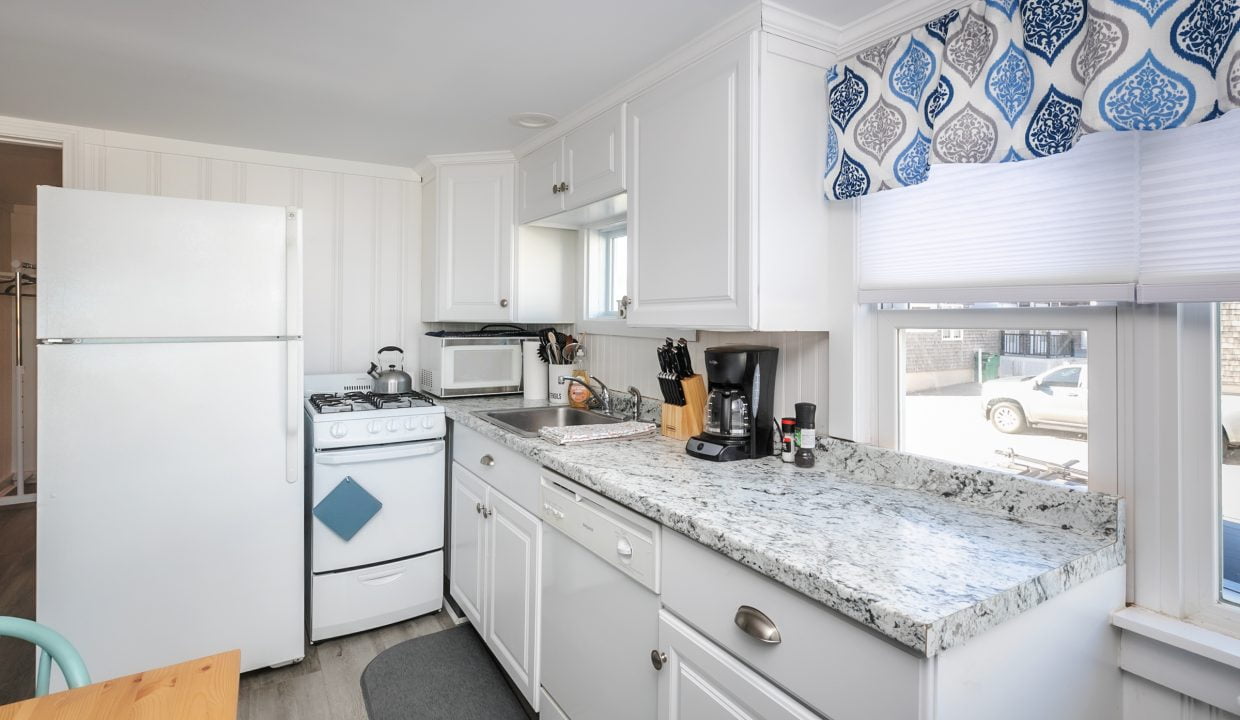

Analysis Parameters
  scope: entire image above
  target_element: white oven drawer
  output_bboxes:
[311,439,445,574]
[311,552,443,642]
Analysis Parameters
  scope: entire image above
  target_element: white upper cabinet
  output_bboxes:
[516,104,626,225]
[562,104,625,211]
[517,140,564,225]
[626,33,753,330]
[426,162,513,322]
[625,32,831,332]
[423,156,575,324]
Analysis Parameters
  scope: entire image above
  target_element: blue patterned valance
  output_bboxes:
[824,0,1240,200]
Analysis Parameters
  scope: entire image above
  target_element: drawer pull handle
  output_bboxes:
[734,605,782,644]
[480,454,495,467]
[475,502,483,515]
[650,649,667,671]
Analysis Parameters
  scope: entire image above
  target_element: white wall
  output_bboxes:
[1124,672,1240,720]
[580,331,828,428]
[0,115,423,376]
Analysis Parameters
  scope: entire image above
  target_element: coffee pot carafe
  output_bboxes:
[704,388,750,437]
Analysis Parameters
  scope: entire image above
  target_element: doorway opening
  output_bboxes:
[0,141,59,505]
[0,139,60,704]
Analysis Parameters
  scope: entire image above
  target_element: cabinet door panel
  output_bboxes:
[486,488,541,707]
[564,105,625,210]
[658,611,818,720]
[449,462,488,628]
[517,140,564,224]
[437,163,514,321]
[627,34,753,330]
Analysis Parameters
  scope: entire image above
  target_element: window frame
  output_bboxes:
[575,218,692,340]
[875,305,1120,495]
[1129,302,1240,636]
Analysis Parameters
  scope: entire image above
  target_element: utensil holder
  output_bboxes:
[661,375,707,440]
[548,363,575,406]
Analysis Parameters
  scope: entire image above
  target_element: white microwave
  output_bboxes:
[419,332,532,398]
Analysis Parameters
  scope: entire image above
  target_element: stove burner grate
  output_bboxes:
[309,389,436,414]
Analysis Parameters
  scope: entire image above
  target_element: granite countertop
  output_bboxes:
[439,395,1124,657]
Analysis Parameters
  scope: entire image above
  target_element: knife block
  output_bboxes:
[660,374,707,440]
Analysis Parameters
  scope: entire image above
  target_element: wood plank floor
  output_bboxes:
[238,611,458,720]
[0,501,458,717]
[0,504,36,705]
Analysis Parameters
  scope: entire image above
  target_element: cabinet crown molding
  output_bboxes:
[760,2,841,53]
[419,150,517,181]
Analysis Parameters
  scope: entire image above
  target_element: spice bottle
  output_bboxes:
[794,403,816,468]
[780,418,796,463]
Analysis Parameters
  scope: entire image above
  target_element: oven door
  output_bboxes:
[311,440,445,574]
[441,341,523,395]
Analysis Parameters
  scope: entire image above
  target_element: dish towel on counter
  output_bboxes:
[539,421,657,445]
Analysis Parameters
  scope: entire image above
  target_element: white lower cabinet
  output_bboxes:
[484,488,541,700]
[448,460,541,709]
[448,464,488,627]
[658,610,818,720]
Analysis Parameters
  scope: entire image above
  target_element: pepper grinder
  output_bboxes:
[794,402,817,468]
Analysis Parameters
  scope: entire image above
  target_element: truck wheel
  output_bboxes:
[990,402,1027,434]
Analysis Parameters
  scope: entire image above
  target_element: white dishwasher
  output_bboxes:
[539,472,662,720]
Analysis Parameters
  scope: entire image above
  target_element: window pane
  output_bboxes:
[1220,303,1240,600]
[900,328,1089,488]
[586,225,626,320]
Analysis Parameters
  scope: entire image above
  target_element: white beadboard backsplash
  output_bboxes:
[579,331,829,429]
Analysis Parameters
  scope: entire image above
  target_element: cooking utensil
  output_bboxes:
[545,329,561,364]
[368,346,413,394]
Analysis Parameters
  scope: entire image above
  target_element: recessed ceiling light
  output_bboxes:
[509,112,558,129]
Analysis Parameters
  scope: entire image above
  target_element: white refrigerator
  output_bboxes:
[35,186,304,685]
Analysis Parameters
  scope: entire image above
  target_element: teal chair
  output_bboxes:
[0,616,90,697]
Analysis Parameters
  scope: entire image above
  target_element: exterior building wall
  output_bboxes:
[904,329,1003,374]
[1223,303,1240,392]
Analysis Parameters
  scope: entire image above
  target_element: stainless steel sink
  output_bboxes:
[474,406,623,438]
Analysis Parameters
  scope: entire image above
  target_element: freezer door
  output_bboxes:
[37,186,301,339]
[36,340,304,684]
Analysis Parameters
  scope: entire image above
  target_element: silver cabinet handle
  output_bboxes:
[480,454,495,467]
[650,649,667,671]
[483,505,494,518]
[500,298,509,308]
[475,502,483,515]
[552,184,560,194]
[734,605,782,644]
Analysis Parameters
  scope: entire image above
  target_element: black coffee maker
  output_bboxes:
[686,345,778,462]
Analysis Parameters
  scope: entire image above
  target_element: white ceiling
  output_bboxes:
[0,0,916,168]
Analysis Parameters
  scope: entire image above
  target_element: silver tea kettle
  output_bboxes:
[368,346,412,394]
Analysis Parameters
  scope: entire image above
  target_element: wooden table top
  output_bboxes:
[0,650,240,720]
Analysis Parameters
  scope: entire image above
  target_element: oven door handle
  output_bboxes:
[315,440,445,465]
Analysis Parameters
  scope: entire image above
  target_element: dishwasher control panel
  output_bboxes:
[539,473,661,594]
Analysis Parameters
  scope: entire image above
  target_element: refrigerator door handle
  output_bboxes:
[286,341,303,484]
[284,208,303,338]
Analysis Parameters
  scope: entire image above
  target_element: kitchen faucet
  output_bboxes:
[558,375,614,415]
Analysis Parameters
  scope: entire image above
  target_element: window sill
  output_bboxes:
[1113,606,1240,713]
[1113,606,1240,670]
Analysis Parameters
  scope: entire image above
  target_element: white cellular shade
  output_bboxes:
[1138,111,1240,303]
[857,132,1140,304]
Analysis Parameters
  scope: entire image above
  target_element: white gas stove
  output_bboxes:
[303,373,447,642]
[304,374,445,450]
